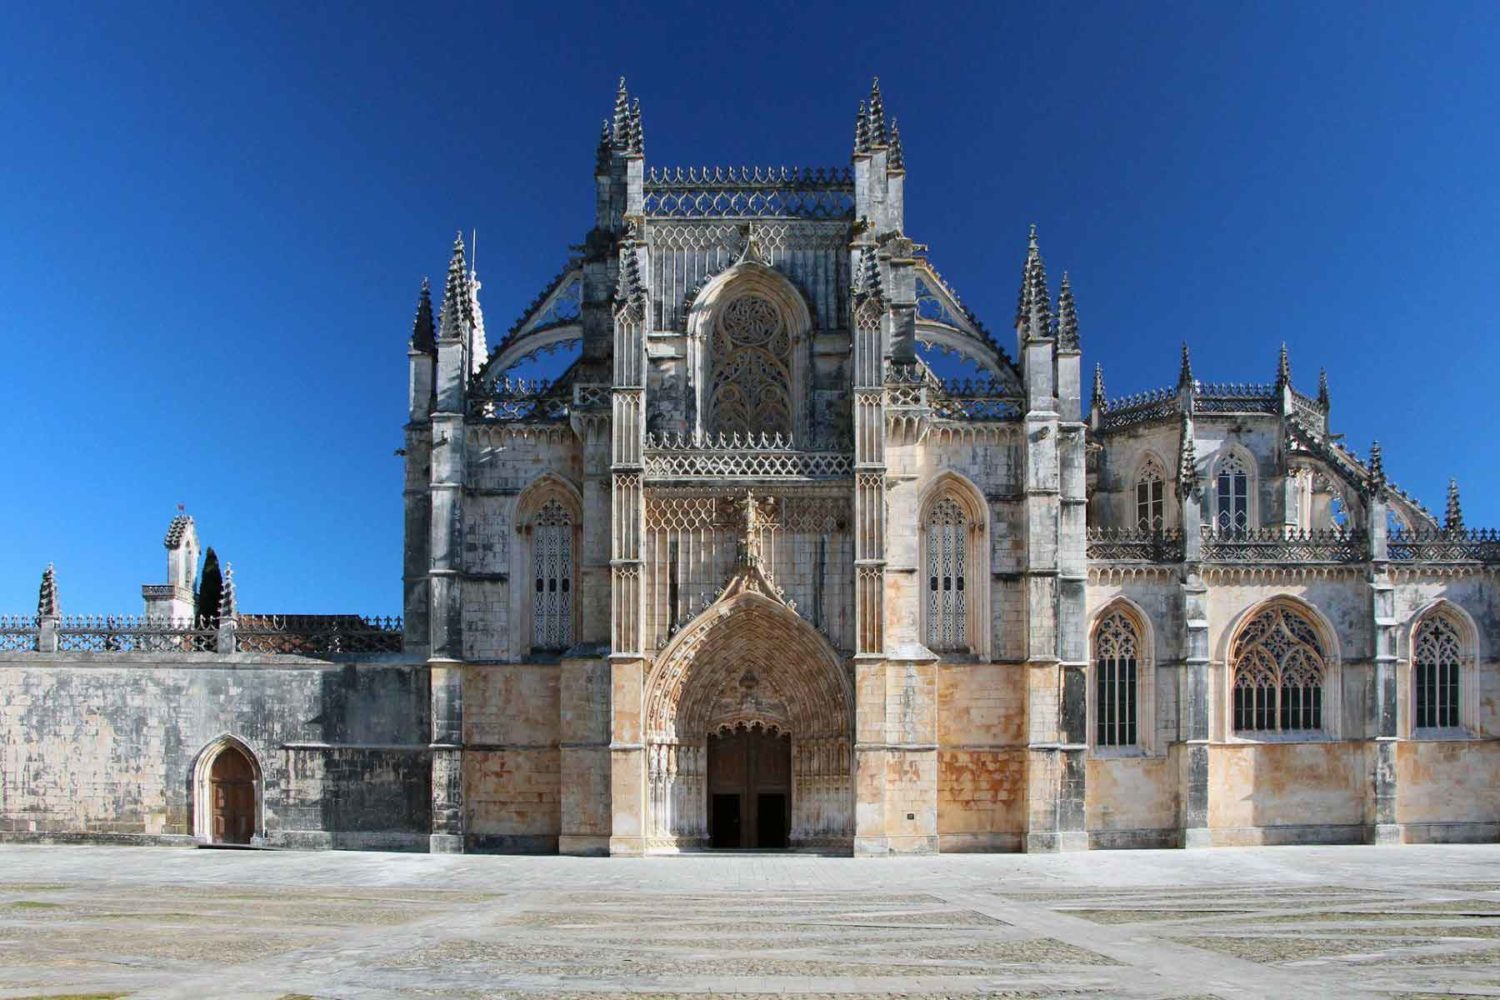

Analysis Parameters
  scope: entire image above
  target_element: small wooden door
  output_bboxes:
[209,746,256,845]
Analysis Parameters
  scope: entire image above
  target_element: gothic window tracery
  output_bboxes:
[532,499,573,651]
[1414,613,1463,729]
[1215,452,1251,535]
[1232,604,1327,734]
[1135,457,1166,532]
[1094,611,1140,747]
[708,294,792,439]
[925,496,968,652]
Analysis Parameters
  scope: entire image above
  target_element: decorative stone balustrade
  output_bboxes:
[643,433,852,480]
[1201,527,1366,564]
[0,613,403,656]
[643,166,855,219]
[1086,528,1184,562]
[1388,529,1500,563]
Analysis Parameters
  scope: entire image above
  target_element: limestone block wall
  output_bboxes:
[0,655,430,849]
[1396,740,1500,839]
[1086,755,1178,847]
[1090,422,1183,529]
[1207,741,1368,844]
[462,663,562,852]
[936,662,1026,850]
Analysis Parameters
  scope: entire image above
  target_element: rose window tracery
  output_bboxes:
[708,294,792,438]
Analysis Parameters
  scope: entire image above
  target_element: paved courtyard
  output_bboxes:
[1,845,1499,999]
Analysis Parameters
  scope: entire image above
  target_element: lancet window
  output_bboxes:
[1094,611,1140,747]
[1215,453,1251,535]
[532,499,573,651]
[1414,613,1463,730]
[707,294,792,439]
[1135,457,1166,532]
[1232,604,1327,734]
[925,496,969,652]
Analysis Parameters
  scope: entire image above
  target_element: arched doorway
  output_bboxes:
[643,574,854,853]
[206,744,257,845]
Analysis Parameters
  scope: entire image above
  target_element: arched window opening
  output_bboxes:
[925,496,968,651]
[1094,611,1140,747]
[1232,604,1327,734]
[1135,458,1166,532]
[708,294,792,439]
[1414,614,1463,729]
[532,499,574,651]
[1215,453,1251,535]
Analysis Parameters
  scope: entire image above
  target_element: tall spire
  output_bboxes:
[219,563,237,619]
[1014,225,1051,340]
[37,564,59,619]
[410,277,435,354]
[867,78,887,146]
[887,119,904,172]
[1091,363,1106,409]
[611,76,631,147]
[1178,342,1195,389]
[626,98,644,156]
[1317,368,1330,409]
[436,232,473,354]
[1055,271,1079,350]
[1368,440,1385,487]
[1445,478,1464,532]
[853,100,870,154]
[467,256,488,374]
[1276,342,1292,389]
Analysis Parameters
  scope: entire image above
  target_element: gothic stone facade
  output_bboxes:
[2,80,1497,854]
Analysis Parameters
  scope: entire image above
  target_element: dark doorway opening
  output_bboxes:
[209,745,256,845]
[707,725,791,849]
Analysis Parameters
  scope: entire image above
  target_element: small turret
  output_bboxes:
[1055,272,1079,351]
[1445,478,1464,533]
[144,507,199,621]
[1014,225,1052,345]
[434,233,472,414]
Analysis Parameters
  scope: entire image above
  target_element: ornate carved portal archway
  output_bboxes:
[642,566,854,851]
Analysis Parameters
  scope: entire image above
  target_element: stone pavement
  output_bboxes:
[1,844,1499,999]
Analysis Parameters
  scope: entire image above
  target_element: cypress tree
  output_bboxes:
[196,547,223,628]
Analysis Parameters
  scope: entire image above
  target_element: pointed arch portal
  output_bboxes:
[642,574,854,851]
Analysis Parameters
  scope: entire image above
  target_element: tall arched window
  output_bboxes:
[1215,452,1251,535]
[707,294,792,438]
[1232,604,1327,734]
[1414,613,1463,729]
[1094,611,1140,747]
[532,499,574,651]
[1135,457,1166,532]
[926,496,968,651]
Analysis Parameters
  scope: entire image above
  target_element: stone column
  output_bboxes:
[1367,491,1401,843]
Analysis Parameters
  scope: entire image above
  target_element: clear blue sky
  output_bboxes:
[3,3,1497,614]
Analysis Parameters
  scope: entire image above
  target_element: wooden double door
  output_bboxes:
[209,746,256,845]
[707,727,790,849]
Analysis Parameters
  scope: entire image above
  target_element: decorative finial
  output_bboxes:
[1055,271,1079,350]
[1445,478,1464,532]
[437,233,471,342]
[854,244,883,301]
[467,255,487,374]
[1178,342,1194,389]
[1177,417,1200,500]
[1368,440,1385,487]
[595,118,612,171]
[626,98,644,156]
[615,239,646,312]
[410,276,435,354]
[37,564,59,619]
[1014,225,1051,339]
[887,119,904,172]
[219,563,237,619]
[611,77,630,146]
[854,100,870,154]
[1276,342,1292,389]
[868,78,886,146]
[1317,368,1330,409]
[1091,363,1106,409]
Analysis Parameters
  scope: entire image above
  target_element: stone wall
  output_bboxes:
[0,654,430,850]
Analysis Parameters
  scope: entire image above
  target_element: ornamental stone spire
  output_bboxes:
[1318,368,1330,409]
[1276,342,1292,389]
[1055,272,1079,350]
[219,562,237,619]
[854,244,883,302]
[1014,225,1051,340]
[1178,342,1195,389]
[1091,363,1106,409]
[626,98,644,156]
[867,78,887,146]
[37,564,59,619]
[611,76,631,147]
[887,119,905,172]
[595,118,612,172]
[410,277,435,355]
[1177,418,1200,499]
[1368,440,1385,487]
[437,232,471,344]
[467,257,488,374]
[615,237,646,314]
[1446,478,1464,532]
[854,100,870,154]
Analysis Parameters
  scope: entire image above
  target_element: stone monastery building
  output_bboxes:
[4,80,1497,855]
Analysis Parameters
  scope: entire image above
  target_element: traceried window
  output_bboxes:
[532,499,573,650]
[708,294,792,439]
[926,496,968,651]
[1094,611,1140,747]
[1414,614,1462,729]
[1135,458,1166,532]
[1232,604,1326,734]
[1215,453,1251,535]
